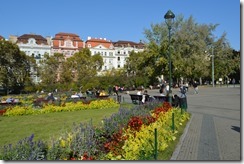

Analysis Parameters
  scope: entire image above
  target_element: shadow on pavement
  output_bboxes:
[231,125,240,133]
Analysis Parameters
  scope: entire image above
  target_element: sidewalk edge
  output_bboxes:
[170,112,194,160]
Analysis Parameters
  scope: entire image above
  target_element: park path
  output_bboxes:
[170,86,241,160]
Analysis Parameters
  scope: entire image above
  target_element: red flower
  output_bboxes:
[127,116,143,131]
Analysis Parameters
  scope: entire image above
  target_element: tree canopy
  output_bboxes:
[125,14,240,86]
[0,40,34,93]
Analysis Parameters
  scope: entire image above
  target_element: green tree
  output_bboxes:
[39,53,65,91]
[0,40,32,93]
[143,14,233,85]
[63,48,103,90]
[211,33,240,84]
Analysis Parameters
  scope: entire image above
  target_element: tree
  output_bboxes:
[39,53,65,91]
[212,33,240,84]
[62,48,103,90]
[0,40,32,93]
[142,14,233,85]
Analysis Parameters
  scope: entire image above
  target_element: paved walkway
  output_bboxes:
[170,86,241,160]
[115,85,241,161]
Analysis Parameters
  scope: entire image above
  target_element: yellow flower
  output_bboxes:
[60,139,66,148]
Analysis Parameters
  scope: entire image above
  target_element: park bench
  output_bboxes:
[33,98,50,107]
[0,101,22,106]
[95,95,110,99]
[129,94,150,105]
[66,96,86,101]
[153,95,168,102]
[0,101,22,113]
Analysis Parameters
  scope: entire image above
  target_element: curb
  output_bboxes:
[170,113,193,160]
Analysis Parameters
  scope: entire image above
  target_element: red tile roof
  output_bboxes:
[17,34,48,45]
[86,37,113,49]
[0,35,4,40]
[113,40,144,48]
[52,32,83,41]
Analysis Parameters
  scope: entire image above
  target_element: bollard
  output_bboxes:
[154,128,158,160]
[172,113,175,132]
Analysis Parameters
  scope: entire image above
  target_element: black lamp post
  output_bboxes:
[164,10,175,105]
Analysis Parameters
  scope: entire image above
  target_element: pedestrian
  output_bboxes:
[185,82,189,92]
[165,83,169,96]
[108,85,112,95]
[179,85,187,98]
[47,93,55,101]
[193,81,199,94]
[136,89,142,95]
[142,90,149,104]
[232,78,236,87]
[172,94,180,107]
[113,85,118,96]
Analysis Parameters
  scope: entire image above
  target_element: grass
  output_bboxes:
[0,106,120,147]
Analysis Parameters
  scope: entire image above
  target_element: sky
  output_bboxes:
[0,0,241,51]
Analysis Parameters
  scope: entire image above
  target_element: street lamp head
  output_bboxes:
[164,10,175,19]
[164,10,175,29]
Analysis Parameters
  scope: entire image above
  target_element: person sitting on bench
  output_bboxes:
[142,90,149,104]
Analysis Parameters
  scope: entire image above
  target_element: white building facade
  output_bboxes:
[86,37,145,71]
[12,34,52,83]
[113,40,145,69]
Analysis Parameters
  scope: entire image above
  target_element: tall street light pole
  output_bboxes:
[211,46,215,87]
[164,10,175,105]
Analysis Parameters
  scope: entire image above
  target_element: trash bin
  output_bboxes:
[117,95,121,103]
[179,96,187,111]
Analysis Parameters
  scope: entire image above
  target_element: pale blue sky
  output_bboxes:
[0,0,241,51]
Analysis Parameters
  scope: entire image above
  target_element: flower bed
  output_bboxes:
[0,101,190,160]
[3,98,119,116]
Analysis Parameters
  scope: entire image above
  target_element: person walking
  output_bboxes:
[193,81,199,94]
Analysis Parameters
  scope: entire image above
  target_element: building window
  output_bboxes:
[105,52,107,56]
[65,40,72,47]
[118,57,120,61]
[118,51,120,54]
[109,52,113,56]
[118,65,120,68]
[88,44,91,48]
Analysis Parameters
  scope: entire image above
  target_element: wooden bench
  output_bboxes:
[129,94,150,104]
[153,95,169,102]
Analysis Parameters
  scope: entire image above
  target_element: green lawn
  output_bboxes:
[0,102,190,160]
[0,106,120,147]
